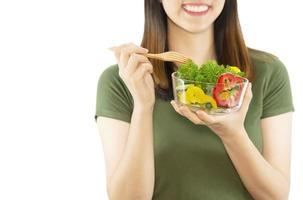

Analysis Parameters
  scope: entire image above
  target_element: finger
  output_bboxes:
[119,45,149,68]
[127,53,150,74]
[170,100,185,116]
[240,82,253,113]
[132,63,153,81]
[110,43,148,64]
[179,106,205,125]
[196,110,215,125]
[110,43,130,61]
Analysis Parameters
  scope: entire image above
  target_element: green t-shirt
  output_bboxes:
[94,50,294,200]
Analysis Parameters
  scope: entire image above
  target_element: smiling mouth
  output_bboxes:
[182,3,210,15]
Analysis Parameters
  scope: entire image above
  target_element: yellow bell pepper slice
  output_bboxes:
[200,95,218,109]
[228,66,241,73]
[185,86,217,109]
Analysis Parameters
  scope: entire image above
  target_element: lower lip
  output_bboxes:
[182,6,210,16]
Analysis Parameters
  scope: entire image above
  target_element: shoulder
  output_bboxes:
[97,64,127,89]
[248,48,288,79]
[99,64,120,82]
[97,64,132,98]
[96,64,127,93]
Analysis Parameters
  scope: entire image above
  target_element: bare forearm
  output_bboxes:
[221,131,290,200]
[108,106,155,200]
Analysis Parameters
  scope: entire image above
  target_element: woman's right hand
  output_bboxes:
[111,43,155,109]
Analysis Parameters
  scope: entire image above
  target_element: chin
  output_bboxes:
[181,23,213,34]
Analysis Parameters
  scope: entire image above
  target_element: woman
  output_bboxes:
[95,0,294,199]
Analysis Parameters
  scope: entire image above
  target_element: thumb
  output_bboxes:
[240,82,252,113]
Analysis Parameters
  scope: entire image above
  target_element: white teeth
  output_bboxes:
[183,5,209,12]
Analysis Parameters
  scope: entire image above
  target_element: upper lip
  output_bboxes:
[182,1,210,6]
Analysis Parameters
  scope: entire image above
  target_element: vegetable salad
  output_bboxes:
[175,60,247,111]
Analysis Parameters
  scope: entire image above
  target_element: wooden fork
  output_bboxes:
[145,51,189,64]
[108,47,189,64]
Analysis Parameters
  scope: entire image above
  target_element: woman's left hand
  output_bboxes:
[171,83,252,140]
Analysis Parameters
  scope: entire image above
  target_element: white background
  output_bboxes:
[0,0,302,199]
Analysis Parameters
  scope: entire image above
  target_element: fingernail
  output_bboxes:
[142,48,149,53]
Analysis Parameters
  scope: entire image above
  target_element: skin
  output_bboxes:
[163,0,224,65]
[97,0,292,199]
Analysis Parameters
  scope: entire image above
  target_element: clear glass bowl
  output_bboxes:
[171,72,249,115]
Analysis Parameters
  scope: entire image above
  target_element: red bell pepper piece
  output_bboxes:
[213,73,245,108]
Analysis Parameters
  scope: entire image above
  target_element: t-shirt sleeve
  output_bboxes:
[261,59,295,119]
[94,65,133,123]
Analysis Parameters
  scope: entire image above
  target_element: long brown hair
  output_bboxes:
[141,0,253,101]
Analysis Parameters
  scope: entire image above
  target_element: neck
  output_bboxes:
[167,19,217,68]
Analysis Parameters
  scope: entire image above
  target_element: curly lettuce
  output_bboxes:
[177,59,245,84]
